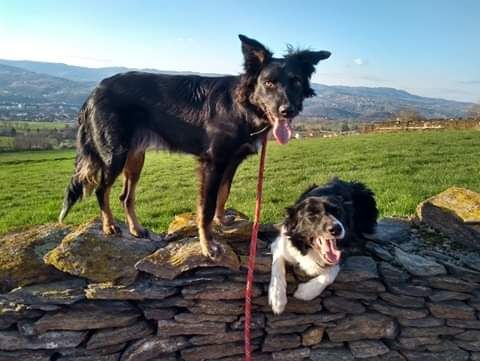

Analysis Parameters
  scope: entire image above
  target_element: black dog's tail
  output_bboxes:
[350,181,379,236]
[59,103,103,223]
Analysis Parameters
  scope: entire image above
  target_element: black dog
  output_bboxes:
[269,178,378,314]
[59,35,331,259]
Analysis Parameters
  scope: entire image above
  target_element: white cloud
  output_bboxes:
[353,58,365,65]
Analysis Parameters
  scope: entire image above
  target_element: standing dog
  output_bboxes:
[59,35,331,259]
[269,178,378,314]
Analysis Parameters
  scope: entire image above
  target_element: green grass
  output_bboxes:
[1,129,480,235]
[0,136,13,149]
[0,120,71,130]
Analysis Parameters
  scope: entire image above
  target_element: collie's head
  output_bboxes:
[284,195,348,265]
[235,34,331,145]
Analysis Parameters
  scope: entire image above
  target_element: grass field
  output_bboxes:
[0,136,13,150]
[0,120,70,131]
[1,129,480,235]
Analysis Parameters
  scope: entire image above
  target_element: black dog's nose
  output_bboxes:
[279,105,294,118]
[327,223,342,237]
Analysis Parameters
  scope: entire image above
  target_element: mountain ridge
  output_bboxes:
[0,59,475,122]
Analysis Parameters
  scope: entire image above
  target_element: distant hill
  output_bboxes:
[303,84,474,121]
[0,64,95,121]
[0,59,475,122]
[0,59,223,82]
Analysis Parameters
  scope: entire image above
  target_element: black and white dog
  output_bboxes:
[269,178,378,314]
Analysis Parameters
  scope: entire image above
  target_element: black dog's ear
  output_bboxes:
[297,50,331,66]
[287,49,331,78]
[238,34,273,73]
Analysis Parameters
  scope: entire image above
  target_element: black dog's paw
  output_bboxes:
[131,227,150,239]
[201,239,225,260]
[103,223,121,235]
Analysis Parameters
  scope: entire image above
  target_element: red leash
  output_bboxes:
[244,134,268,361]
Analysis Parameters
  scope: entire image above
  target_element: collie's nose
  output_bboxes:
[327,223,342,237]
[279,105,294,118]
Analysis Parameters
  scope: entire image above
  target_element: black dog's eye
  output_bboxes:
[292,77,302,87]
[264,80,275,88]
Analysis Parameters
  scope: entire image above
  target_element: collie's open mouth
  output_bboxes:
[314,237,342,265]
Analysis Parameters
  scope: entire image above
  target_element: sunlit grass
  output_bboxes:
[1,129,480,234]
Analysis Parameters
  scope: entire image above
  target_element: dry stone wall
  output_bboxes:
[1,209,480,361]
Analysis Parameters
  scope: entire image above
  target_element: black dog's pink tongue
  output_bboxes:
[272,120,292,145]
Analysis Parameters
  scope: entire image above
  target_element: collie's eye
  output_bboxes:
[264,80,275,88]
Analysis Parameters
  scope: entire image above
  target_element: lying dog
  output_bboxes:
[269,178,378,314]
[59,34,331,259]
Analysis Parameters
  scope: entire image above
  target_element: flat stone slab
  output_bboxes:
[157,320,226,337]
[348,340,390,358]
[371,218,411,244]
[85,278,176,300]
[326,313,397,342]
[0,330,87,350]
[428,301,476,320]
[167,208,252,241]
[262,334,301,352]
[336,256,378,282]
[323,296,366,314]
[403,350,469,361]
[181,341,249,361]
[136,237,240,280]
[29,302,139,333]
[182,281,261,300]
[0,224,70,292]
[86,320,154,349]
[417,187,480,249]
[44,220,159,285]
[371,300,429,320]
[394,248,447,276]
[120,336,188,361]
[4,279,86,305]
[310,348,354,361]
[0,351,51,361]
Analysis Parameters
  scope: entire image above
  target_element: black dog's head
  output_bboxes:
[284,195,348,265]
[236,34,331,144]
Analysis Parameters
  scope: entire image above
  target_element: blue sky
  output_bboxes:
[1,0,479,102]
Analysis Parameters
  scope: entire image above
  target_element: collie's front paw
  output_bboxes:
[268,279,287,315]
[294,282,318,301]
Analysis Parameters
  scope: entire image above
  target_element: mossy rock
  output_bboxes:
[417,187,480,249]
[136,237,240,280]
[44,220,158,285]
[0,224,70,292]
[168,208,252,241]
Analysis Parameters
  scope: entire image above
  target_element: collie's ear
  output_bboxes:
[238,34,273,73]
[350,182,378,235]
[284,206,298,232]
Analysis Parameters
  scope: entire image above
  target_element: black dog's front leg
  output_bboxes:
[198,159,227,259]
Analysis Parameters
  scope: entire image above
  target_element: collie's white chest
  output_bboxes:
[272,233,326,277]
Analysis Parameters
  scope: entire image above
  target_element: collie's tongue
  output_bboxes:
[272,120,292,145]
[320,238,342,264]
